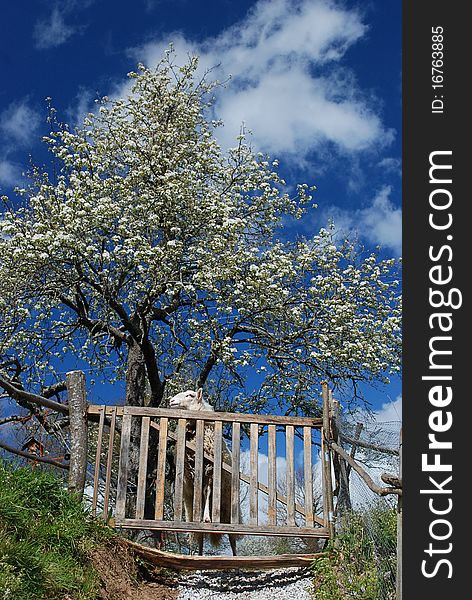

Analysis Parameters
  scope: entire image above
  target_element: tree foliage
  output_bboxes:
[0,50,401,419]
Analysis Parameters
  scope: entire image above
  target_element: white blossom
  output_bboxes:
[0,51,401,414]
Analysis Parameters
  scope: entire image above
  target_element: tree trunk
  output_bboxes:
[125,337,148,409]
[124,336,164,523]
[124,338,147,517]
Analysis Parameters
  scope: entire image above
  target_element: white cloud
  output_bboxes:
[33,7,78,49]
[128,0,394,159]
[0,160,20,188]
[0,101,40,147]
[0,101,40,189]
[33,1,94,50]
[378,157,402,177]
[323,185,402,255]
[66,87,95,127]
[374,395,402,424]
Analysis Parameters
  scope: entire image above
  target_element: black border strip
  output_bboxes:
[403,2,467,596]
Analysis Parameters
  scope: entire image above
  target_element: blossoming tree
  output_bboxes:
[0,53,401,466]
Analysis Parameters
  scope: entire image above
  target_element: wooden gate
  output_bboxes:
[86,394,334,542]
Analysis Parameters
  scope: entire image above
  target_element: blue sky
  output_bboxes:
[0,0,401,419]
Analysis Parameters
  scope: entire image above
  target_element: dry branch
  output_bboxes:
[381,473,402,488]
[330,441,402,496]
[0,439,69,469]
[122,537,329,569]
[0,374,69,415]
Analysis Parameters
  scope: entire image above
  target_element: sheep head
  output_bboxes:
[168,388,213,411]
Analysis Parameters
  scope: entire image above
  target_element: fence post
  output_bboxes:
[67,370,88,498]
[321,381,336,538]
[396,428,402,600]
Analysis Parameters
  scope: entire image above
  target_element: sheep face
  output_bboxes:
[169,388,208,411]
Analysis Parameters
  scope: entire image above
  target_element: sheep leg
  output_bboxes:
[229,535,237,556]
[202,483,212,523]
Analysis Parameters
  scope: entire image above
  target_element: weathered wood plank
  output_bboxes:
[135,416,150,519]
[267,424,277,526]
[117,519,330,538]
[102,406,116,519]
[231,422,240,524]
[303,426,314,527]
[286,425,295,527]
[115,412,132,521]
[124,538,329,569]
[88,404,322,427]
[154,417,168,520]
[192,419,204,522]
[321,429,328,526]
[322,382,336,538]
[211,421,223,523]
[250,423,259,525]
[91,406,105,517]
[67,370,88,497]
[173,418,186,522]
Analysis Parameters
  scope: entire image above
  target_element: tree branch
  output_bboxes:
[0,439,69,469]
[330,440,402,496]
[59,293,127,343]
[42,381,67,399]
[0,373,69,415]
[0,414,29,426]
[197,348,218,389]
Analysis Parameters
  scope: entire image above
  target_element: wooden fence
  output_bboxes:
[86,394,335,541]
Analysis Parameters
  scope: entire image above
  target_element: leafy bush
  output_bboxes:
[311,507,397,599]
[0,460,112,600]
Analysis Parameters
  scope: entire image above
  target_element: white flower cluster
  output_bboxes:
[0,51,401,412]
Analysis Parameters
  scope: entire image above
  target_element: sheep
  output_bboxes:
[168,388,239,556]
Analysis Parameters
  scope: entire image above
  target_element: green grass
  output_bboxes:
[0,460,113,600]
[311,507,397,599]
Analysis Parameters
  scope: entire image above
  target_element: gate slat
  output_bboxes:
[135,417,150,519]
[286,425,295,527]
[249,423,259,525]
[322,382,336,538]
[174,418,186,522]
[212,421,223,523]
[231,422,240,524]
[115,411,132,521]
[103,406,117,519]
[303,426,314,527]
[321,430,328,527]
[91,406,105,517]
[268,424,277,526]
[154,417,168,520]
[192,419,204,522]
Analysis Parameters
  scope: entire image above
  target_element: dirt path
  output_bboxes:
[91,540,314,600]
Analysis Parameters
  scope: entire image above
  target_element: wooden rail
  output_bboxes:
[87,403,332,540]
[87,405,322,426]
[123,538,330,570]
